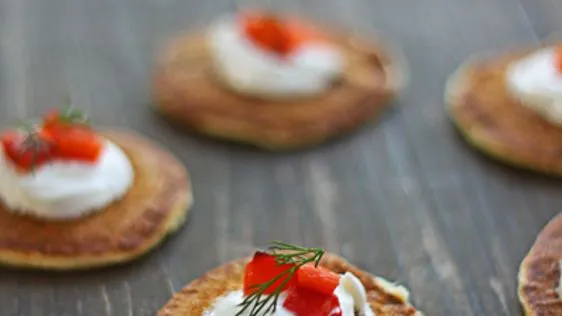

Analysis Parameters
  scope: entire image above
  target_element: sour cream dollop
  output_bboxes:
[205,272,374,316]
[0,140,134,219]
[208,15,344,99]
[507,47,562,125]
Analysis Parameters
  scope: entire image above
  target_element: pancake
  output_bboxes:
[152,24,406,151]
[518,213,562,315]
[158,252,422,315]
[0,130,192,270]
[446,46,562,176]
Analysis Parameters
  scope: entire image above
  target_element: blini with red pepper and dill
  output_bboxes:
[153,11,407,150]
[0,108,192,270]
[158,242,422,316]
[446,43,562,176]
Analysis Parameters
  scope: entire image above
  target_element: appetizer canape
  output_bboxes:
[0,108,192,270]
[447,43,562,175]
[158,241,422,315]
[153,11,406,150]
[519,213,562,315]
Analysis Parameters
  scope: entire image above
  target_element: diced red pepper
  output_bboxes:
[41,109,102,163]
[241,11,329,56]
[51,127,102,163]
[284,19,326,52]
[242,11,291,55]
[283,285,342,316]
[1,130,54,172]
[296,263,341,296]
[243,252,297,295]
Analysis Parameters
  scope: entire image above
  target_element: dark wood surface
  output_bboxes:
[0,0,561,315]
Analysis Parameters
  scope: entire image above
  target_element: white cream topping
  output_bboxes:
[204,291,294,316]
[204,272,373,316]
[0,140,134,220]
[335,272,374,316]
[208,15,344,99]
[507,47,562,125]
[374,276,410,302]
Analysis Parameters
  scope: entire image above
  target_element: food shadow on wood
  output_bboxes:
[148,98,402,157]
[448,123,562,185]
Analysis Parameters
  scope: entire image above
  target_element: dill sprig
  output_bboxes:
[11,101,88,172]
[57,98,90,125]
[236,241,325,316]
[15,123,54,173]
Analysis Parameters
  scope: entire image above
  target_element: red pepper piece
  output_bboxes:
[283,285,342,316]
[297,263,341,296]
[243,252,297,295]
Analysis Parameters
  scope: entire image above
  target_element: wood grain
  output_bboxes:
[0,0,560,315]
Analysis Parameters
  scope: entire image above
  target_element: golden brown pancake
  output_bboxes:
[519,213,562,315]
[152,24,406,150]
[446,46,562,176]
[0,130,192,270]
[158,252,422,315]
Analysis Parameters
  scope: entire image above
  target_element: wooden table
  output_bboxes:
[0,0,561,315]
